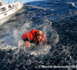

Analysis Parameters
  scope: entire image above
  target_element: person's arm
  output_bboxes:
[36,41,43,46]
[25,41,31,47]
[22,33,31,47]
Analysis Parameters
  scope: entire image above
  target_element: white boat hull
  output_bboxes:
[0,1,23,25]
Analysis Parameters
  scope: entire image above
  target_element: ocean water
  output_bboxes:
[0,0,77,70]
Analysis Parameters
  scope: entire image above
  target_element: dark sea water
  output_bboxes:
[0,0,77,70]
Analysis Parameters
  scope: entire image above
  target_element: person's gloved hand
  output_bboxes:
[36,41,40,46]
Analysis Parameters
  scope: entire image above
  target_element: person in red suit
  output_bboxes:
[22,29,46,47]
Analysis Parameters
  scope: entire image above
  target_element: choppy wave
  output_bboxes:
[0,0,77,70]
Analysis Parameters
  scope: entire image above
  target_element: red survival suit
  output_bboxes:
[22,30,46,45]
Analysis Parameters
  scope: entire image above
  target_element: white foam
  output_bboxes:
[24,45,51,56]
[0,18,59,57]
[0,21,31,50]
[67,2,75,7]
